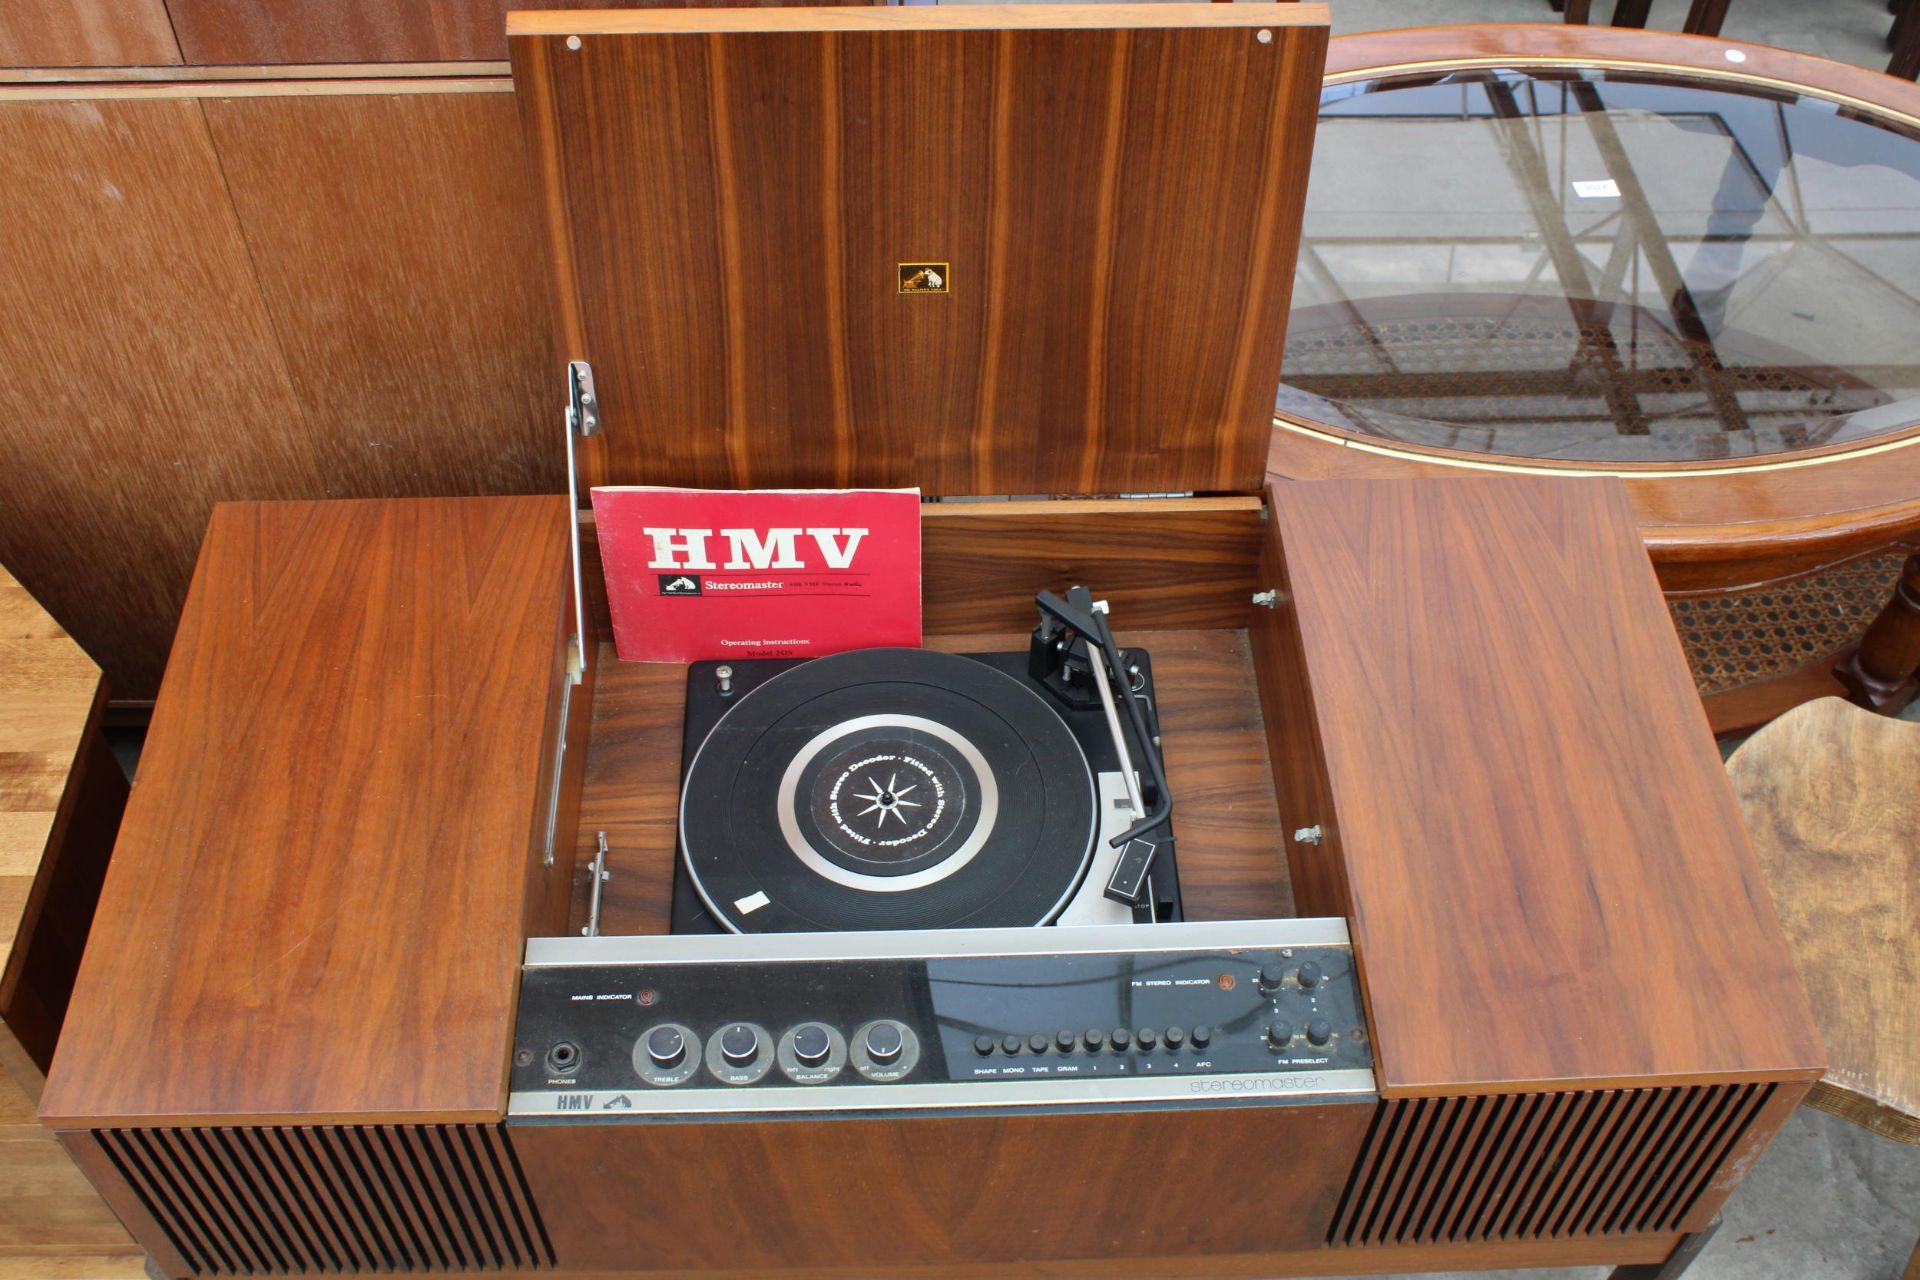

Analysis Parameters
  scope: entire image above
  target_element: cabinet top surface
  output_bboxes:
[1271,476,1824,1092]
[509,4,1329,497]
[41,497,571,1126]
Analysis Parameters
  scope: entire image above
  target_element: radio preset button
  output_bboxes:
[1084,1028,1104,1051]
[1165,1026,1186,1048]
[1297,960,1324,990]
[1307,1018,1334,1047]
[1258,962,1288,992]
[1109,1028,1131,1051]
[1136,1027,1158,1050]
[1266,1021,1294,1051]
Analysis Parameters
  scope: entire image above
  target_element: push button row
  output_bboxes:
[973,1025,1212,1056]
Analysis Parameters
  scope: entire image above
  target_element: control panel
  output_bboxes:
[509,920,1374,1119]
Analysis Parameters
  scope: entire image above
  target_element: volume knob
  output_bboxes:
[864,1022,904,1065]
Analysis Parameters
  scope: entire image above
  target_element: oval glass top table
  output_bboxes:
[1270,25,1920,733]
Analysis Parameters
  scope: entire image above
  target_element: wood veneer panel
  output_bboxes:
[39,498,573,1126]
[0,96,315,699]
[518,1100,1370,1271]
[512,5,1328,497]
[1265,477,1824,1094]
[573,627,1288,935]
[162,0,854,65]
[200,91,559,503]
[0,0,180,67]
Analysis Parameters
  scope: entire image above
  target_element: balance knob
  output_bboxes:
[1266,1021,1294,1051]
[1258,962,1288,992]
[1307,1019,1333,1047]
[792,1024,833,1067]
[645,1026,685,1068]
[719,1024,759,1066]
[1297,960,1324,990]
[864,1023,904,1065]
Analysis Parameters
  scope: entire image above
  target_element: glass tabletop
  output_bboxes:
[1278,65,1920,463]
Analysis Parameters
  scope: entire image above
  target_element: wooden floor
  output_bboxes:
[0,1063,141,1278]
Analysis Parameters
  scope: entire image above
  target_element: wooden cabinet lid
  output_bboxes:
[509,4,1329,497]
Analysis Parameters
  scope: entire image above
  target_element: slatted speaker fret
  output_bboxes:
[94,1125,553,1275]
[1328,1083,1774,1246]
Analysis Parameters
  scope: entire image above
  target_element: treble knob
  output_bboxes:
[644,1026,686,1068]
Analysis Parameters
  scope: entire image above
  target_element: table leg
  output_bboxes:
[1564,0,1592,20]
[1683,0,1732,35]
[1607,1215,1721,1280]
[1611,0,1654,27]
[1835,553,1920,715]
[1893,1,1920,78]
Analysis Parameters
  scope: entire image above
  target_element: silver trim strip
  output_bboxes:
[524,917,1352,967]
[508,1067,1376,1117]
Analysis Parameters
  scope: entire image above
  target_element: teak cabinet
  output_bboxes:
[34,7,1818,1276]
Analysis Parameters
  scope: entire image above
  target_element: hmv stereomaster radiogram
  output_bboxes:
[39,5,1821,1277]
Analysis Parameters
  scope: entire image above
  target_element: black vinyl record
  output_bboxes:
[680,648,1097,933]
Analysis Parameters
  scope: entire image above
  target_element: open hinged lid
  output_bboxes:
[508,4,1329,498]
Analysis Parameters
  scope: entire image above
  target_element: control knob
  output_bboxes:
[864,1022,905,1065]
[1297,960,1324,990]
[1266,1021,1294,1051]
[719,1024,759,1066]
[1307,1018,1333,1047]
[645,1026,686,1068]
[792,1023,833,1067]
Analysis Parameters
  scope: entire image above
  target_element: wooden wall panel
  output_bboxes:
[0,87,561,701]
[0,96,320,699]
[201,90,558,499]
[0,0,180,69]
[162,0,863,66]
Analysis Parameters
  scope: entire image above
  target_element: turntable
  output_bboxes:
[672,589,1182,933]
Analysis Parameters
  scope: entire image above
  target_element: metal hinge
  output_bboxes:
[1252,589,1278,609]
[564,361,600,685]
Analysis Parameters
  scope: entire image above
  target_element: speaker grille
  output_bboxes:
[1328,1083,1775,1246]
[94,1125,553,1274]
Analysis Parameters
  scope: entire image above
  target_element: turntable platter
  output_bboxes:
[680,648,1097,933]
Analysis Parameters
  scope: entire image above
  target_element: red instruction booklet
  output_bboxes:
[590,487,922,663]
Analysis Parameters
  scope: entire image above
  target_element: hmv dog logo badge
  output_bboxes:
[657,574,702,597]
[898,262,949,294]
